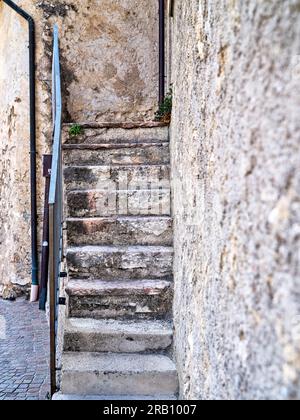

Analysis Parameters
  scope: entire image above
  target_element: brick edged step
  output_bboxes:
[66,216,173,247]
[66,279,173,320]
[63,125,169,145]
[67,189,171,218]
[64,318,173,353]
[64,164,170,192]
[63,143,170,166]
[66,246,173,280]
[53,392,177,400]
[60,352,178,396]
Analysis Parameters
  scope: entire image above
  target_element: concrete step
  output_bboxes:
[60,352,178,396]
[64,164,170,192]
[66,245,173,280]
[66,217,173,247]
[66,279,173,320]
[64,318,173,353]
[63,142,170,166]
[67,189,171,218]
[63,124,169,145]
[53,392,177,400]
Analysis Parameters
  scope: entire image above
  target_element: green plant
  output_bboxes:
[155,86,173,123]
[69,124,83,137]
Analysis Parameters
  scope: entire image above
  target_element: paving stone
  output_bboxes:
[17,384,29,390]
[0,299,50,400]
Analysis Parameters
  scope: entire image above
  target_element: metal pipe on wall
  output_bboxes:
[3,0,38,301]
[159,0,165,104]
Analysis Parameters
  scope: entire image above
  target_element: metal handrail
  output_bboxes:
[49,24,63,397]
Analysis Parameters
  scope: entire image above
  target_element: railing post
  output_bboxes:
[49,204,56,396]
[39,155,52,311]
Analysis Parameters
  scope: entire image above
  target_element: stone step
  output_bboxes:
[63,142,170,166]
[67,189,171,218]
[66,246,173,280]
[66,279,173,320]
[60,352,178,396]
[66,216,173,247]
[64,164,170,192]
[53,392,177,400]
[64,318,173,353]
[63,124,169,145]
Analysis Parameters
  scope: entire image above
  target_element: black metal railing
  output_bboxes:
[49,24,63,397]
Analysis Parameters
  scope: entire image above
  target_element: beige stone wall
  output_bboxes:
[0,1,32,293]
[0,0,159,294]
[38,0,159,123]
[170,0,300,400]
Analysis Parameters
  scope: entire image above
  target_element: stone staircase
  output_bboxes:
[55,124,178,400]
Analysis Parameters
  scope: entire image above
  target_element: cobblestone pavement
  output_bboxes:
[0,298,50,400]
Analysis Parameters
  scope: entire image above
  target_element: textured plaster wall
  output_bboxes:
[0,0,58,295]
[38,0,159,123]
[0,1,32,294]
[0,0,159,294]
[170,0,300,400]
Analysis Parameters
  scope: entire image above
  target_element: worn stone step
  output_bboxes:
[67,189,171,218]
[60,352,178,396]
[63,124,169,145]
[64,318,173,353]
[66,246,173,280]
[53,392,177,400]
[66,217,173,247]
[64,164,170,192]
[63,142,170,166]
[66,279,173,320]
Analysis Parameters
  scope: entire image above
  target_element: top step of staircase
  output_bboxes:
[63,123,169,146]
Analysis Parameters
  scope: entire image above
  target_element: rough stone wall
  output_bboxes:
[0,0,159,294]
[38,0,159,123]
[0,1,32,294]
[170,0,300,400]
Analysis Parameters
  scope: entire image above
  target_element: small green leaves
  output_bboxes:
[155,86,173,123]
[69,124,83,137]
